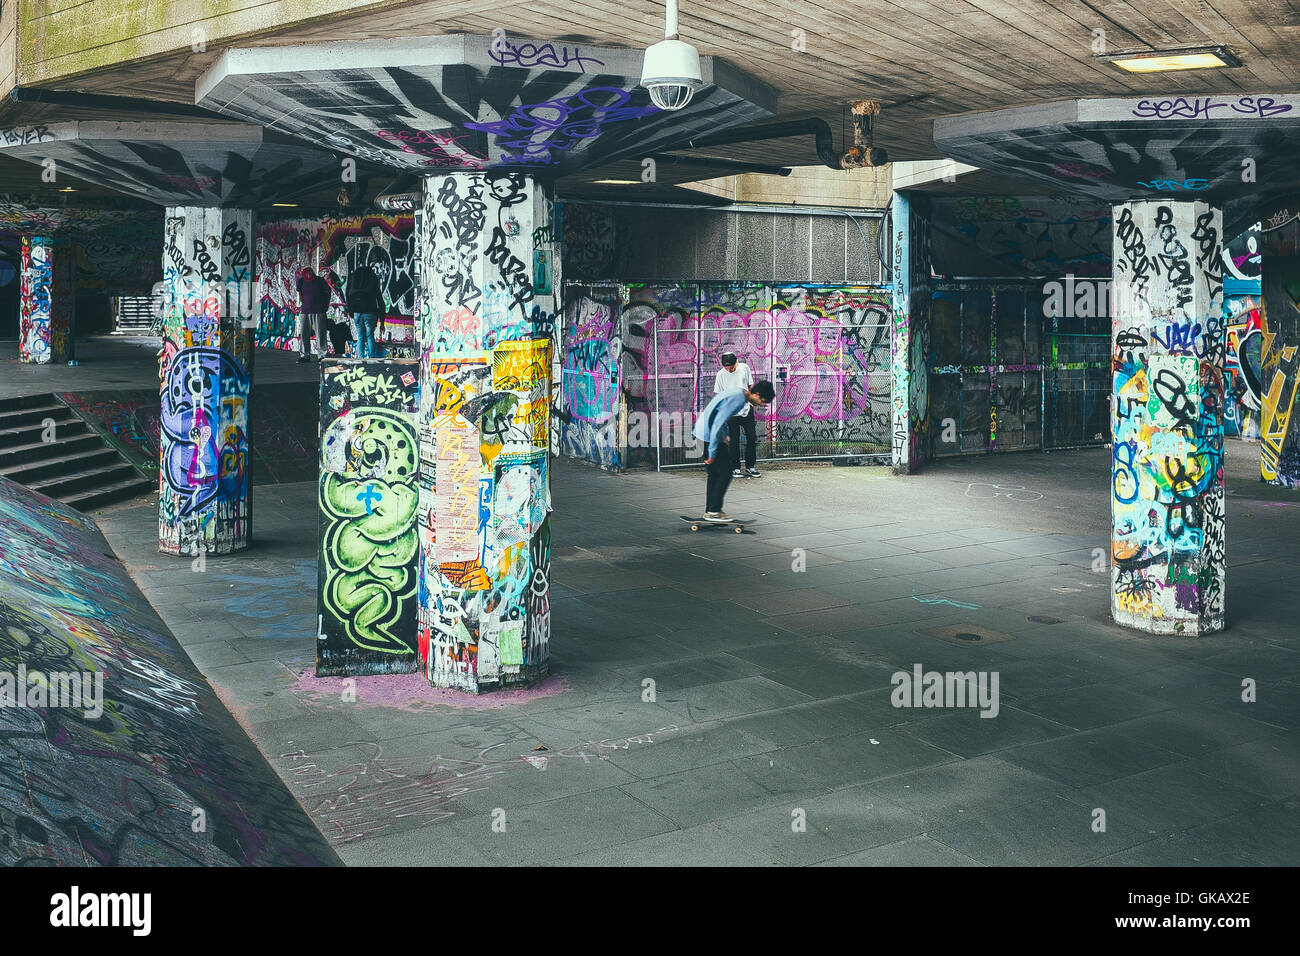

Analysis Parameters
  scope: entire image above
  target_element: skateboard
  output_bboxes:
[680,515,752,534]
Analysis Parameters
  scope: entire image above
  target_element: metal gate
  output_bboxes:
[929,281,1110,455]
[631,283,893,468]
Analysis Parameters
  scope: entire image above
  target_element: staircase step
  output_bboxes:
[0,403,68,429]
[0,394,64,414]
[60,477,155,511]
[0,446,123,482]
[28,462,143,497]
[0,434,104,465]
[0,417,87,449]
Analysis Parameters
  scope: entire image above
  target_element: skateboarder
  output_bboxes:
[693,380,775,522]
[714,351,760,478]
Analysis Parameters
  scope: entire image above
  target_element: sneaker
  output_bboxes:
[705,511,732,522]
[732,469,743,478]
[745,467,761,478]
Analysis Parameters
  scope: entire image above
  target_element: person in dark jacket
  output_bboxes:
[345,264,385,359]
[295,266,331,362]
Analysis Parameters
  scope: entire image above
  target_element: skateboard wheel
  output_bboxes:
[690,523,700,532]
[734,525,744,534]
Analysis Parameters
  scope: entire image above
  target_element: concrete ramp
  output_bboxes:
[0,476,339,866]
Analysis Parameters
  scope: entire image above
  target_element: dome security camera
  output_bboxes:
[640,37,703,111]
[640,0,704,111]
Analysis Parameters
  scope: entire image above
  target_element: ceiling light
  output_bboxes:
[1099,46,1240,73]
[272,202,298,207]
[58,187,76,192]
[641,0,704,111]
[591,179,641,185]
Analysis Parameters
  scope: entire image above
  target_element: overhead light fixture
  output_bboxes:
[1099,45,1241,73]
[271,202,298,207]
[58,187,76,193]
[591,179,642,185]
[640,0,704,111]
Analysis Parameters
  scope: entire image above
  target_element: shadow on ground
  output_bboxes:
[93,439,1299,866]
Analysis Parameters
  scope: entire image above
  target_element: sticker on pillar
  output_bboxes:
[500,621,524,668]
[492,339,549,389]
[317,360,420,676]
[534,248,553,295]
[1147,355,1199,429]
[436,423,489,580]
[493,455,541,551]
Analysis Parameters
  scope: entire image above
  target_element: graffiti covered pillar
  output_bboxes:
[159,207,256,556]
[1259,218,1300,486]
[1110,201,1226,634]
[18,236,72,364]
[890,193,932,472]
[417,172,558,692]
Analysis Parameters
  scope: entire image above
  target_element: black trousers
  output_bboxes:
[728,413,758,470]
[706,450,734,513]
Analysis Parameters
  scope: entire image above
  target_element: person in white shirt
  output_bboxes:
[714,352,760,477]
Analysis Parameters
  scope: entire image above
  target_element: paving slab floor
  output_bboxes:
[88,435,1299,866]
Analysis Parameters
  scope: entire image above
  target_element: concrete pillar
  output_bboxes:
[1110,201,1226,634]
[18,236,72,364]
[890,193,932,472]
[416,172,559,692]
[1259,218,1300,486]
[158,207,256,556]
[317,358,422,676]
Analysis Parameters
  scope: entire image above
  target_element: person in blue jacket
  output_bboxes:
[692,380,775,521]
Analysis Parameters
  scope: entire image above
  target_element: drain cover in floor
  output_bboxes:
[919,623,1016,647]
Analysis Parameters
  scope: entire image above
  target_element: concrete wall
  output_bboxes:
[685,165,891,208]
[562,201,882,284]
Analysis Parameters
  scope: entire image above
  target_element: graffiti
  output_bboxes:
[465,87,659,165]
[0,477,337,865]
[1137,179,1210,191]
[375,129,487,167]
[255,214,418,355]
[158,207,255,556]
[930,195,1110,277]
[318,363,421,676]
[1259,254,1300,485]
[18,237,53,364]
[0,125,53,145]
[963,483,1043,501]
[488,39,605,72]
[160,347,250,520]
[594,283,891,469]
[562,202,617,278]
[1111,202,1225,633]
[417,173,555,692]
[1130,96,1293,120]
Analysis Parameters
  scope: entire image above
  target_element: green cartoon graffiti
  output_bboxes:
[319,407,418,655]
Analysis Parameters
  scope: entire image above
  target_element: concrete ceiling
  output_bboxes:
[934,95,1300,234]
[18,0,1300,169]
[0,119,394,208]
[194,35,776,176]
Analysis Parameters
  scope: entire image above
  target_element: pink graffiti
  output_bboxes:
[631,308,869,422]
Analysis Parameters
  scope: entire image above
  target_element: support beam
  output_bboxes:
[1110,200,1226,634]
[158,207,256,556]
[19,236,72,364]
[890,193,932,472]
[416,172,559,692]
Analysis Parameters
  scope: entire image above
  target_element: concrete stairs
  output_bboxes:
[0,395,154,510]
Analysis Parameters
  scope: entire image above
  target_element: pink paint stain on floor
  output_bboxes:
[290,669,568,711]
